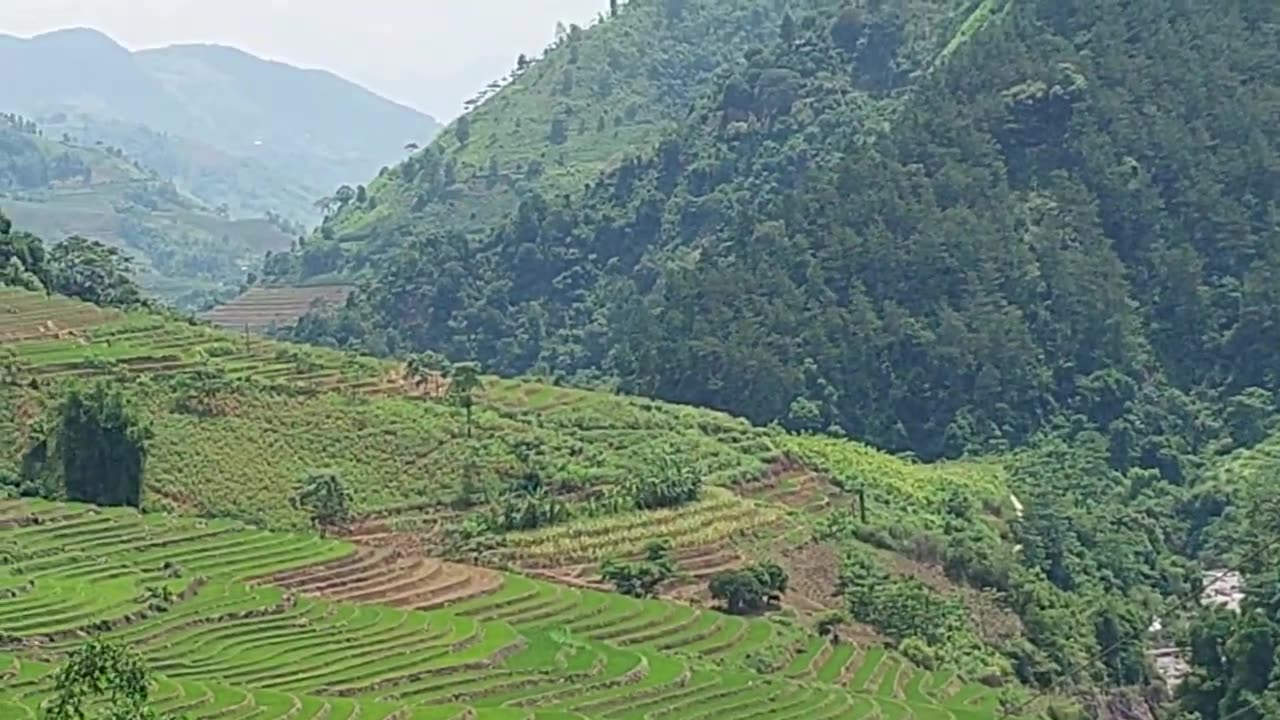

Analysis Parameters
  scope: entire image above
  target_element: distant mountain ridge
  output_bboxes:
[0,27,441,220]
[0,113,296,307]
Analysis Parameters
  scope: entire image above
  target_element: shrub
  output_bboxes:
[709,562,788,615]
[601,541,675,598]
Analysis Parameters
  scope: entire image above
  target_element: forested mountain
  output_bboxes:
[280,0,1280,462]
[0,28,441,221]
[302,0,953,249]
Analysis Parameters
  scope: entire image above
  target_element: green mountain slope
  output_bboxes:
[285,0,1280,464]
[0,115,293,305]
[0,27,441,222]
[301,0,868,255]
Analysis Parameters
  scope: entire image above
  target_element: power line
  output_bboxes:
[1001,529,1280,718]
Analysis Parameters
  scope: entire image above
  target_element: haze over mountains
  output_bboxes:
[0,27,442,221]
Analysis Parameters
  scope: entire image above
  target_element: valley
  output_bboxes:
[4,0,1280,718]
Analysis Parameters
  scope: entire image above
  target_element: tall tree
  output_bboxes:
[455,115,473,146]
[57,382,151,508]
[291,471,352,536]
[448,362,484,438]
[0,210,49,291]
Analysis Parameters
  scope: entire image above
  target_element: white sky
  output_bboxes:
[1,0,611,120]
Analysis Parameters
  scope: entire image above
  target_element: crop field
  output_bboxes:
[782,435,1012,532]
[2,288,395,396]
[200,285,355,331]
[0,288,121,342]
[0,498,1020,719]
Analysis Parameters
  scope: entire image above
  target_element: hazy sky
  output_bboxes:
[2,0,611,120]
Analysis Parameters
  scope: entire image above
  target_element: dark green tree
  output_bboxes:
[46,236,141,308]
[549,114,570,145]
[0,209,50,291]
[601,540,675,598]
[780,11,796,44]
[407,351,450,397]
[709,569,767,615]
[1224,388,1274,448]
[455,115,472,146]
[57,382,151,508]
[333,185,356,207]
[291,471,352,535]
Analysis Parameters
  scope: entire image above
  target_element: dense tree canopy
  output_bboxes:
[56,382,152,509]
[0,210,143,308]
[281,0,1280,468]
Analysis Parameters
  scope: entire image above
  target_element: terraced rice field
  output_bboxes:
[2,287,399,397]
[0,498,1020,719]
[200,285,354,331]
[0,288,120,342]
[499,487,783,567]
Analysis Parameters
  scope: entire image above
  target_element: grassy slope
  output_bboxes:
[0,288,774,528]
[321,0,799,249]
[0,289,1010,536]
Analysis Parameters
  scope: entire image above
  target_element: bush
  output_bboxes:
[601,541,675,598]
[709,562,788,615]
[854,524,898,550]
[816,611,845,640]
[898,637,939,669]
[906,531,946,564]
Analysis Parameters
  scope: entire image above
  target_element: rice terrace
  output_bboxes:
[199,285,355,332]
[0,286,1038,718]
[5,0,1279,717]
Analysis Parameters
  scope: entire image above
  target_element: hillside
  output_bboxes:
[281,0,1280,465]
[8,271,1280,716]
[0,287,1110,713]
[6,1,1280,716]
[247,2,1280,713]
[0,116,293,306]
[287,0,862,258]
[0,27,441,222]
